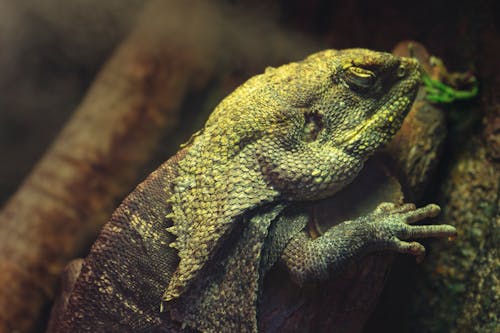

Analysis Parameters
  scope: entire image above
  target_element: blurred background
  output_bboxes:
[0,0,142,204]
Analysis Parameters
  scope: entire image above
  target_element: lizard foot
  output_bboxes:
[368,203,456,262]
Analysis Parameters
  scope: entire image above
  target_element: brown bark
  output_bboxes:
[410,51,500,333]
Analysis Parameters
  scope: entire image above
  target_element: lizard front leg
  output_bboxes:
[281,203,456,284]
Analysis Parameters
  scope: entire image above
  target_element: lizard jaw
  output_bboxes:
[340,57,421,158]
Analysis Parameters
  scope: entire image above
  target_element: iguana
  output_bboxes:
[48,49,456,332]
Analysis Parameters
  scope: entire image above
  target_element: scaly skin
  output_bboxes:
[49,49,456,332]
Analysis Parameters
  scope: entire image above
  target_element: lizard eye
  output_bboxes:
[345,66,376,89]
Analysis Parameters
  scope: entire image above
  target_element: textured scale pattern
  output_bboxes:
[170,204,285,332]
[52,149,188,331]
[164,49,422,301]
[49,49,459,333]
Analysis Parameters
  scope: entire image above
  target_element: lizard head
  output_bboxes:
[247,48,422,200]
[195,48,422,201]
[317,49,422,158]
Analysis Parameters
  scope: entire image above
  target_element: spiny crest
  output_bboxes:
[163,129,279,301]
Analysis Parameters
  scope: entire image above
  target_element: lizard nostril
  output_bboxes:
[397,65,406,78]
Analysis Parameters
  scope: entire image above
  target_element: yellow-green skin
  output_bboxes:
[166,49,419,300]
[50,49,456,333]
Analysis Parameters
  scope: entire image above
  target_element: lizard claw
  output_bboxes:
[368,202,456,260]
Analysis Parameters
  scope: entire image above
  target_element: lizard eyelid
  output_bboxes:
[345,66,377,90]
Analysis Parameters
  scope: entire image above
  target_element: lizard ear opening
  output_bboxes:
[302,111,324,142]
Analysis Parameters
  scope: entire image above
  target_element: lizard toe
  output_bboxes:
[387,238,426,262]
[403,203,441,224]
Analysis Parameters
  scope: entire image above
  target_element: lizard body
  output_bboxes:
[49,49,456,332]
